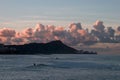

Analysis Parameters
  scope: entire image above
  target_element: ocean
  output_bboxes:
[0,54,120,80]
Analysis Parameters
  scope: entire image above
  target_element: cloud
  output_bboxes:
[0,21,120,45]
[106,27,115,37]
[117,26,120,32]
[0,28,16,37]
[69,23,82,32]
[93,20,105,32]
[11,37,25,45]
[115,26,120,36]
[0,28,16,45]
[91,20,117,42]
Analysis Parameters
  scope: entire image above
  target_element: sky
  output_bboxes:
[0,0,120,31]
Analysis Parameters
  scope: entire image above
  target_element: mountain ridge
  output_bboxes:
[0,40,97,55]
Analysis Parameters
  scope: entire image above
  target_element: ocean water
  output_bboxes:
[0,54,120,80]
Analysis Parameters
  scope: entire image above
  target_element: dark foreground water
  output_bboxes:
[0,54,120,80]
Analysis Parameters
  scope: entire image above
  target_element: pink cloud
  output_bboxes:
[0,21,119,45]
[93,20,105,32]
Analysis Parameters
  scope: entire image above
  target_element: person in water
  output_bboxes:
[33,63,36,66]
